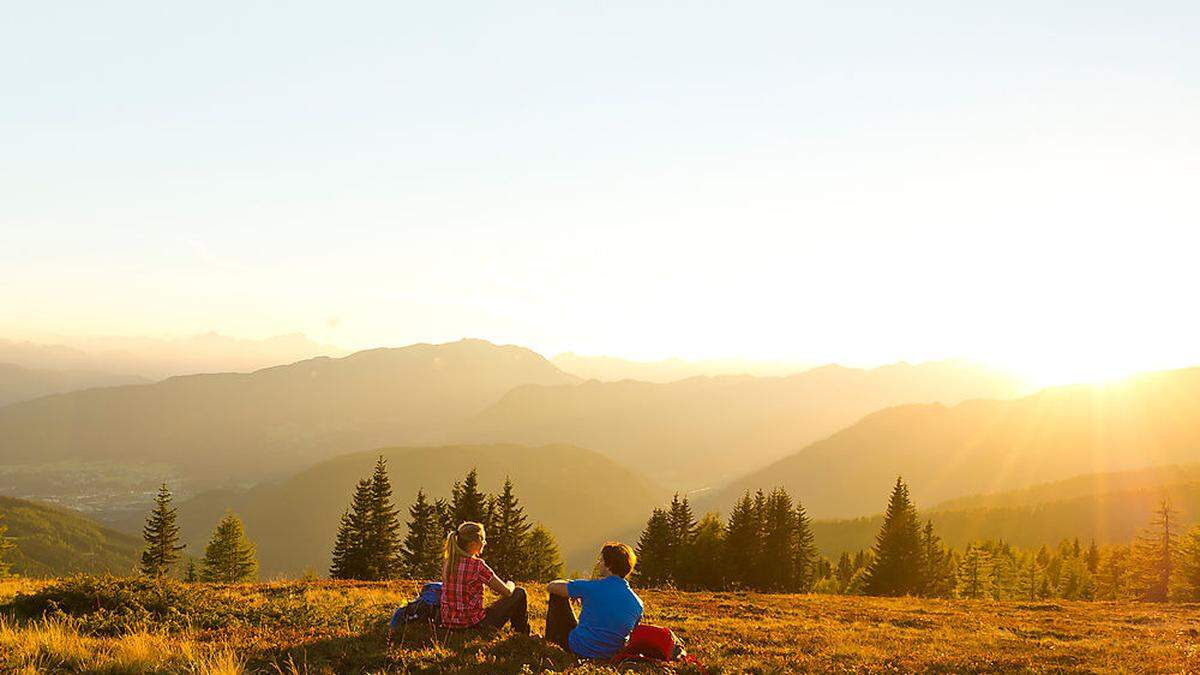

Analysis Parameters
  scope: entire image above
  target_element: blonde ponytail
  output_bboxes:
[444,522,485,581]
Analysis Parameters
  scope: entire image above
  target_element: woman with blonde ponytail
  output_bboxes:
[439,521,530,634]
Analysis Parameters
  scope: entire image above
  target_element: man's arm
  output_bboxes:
[547,579,570,597]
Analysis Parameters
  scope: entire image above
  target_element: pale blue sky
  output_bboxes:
[3,2,1198,382]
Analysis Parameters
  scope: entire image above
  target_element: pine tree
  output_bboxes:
[200,512,258,583]
[366,456,404,580]
[434,498,455,536]
[451,468,489,525]
[723,492,760,589]
[1016,553,1044,600]
[666,494,697,585]
[689,513,726,590]
[140,483,185,578]
[956,544,994,599]
[521,524,565,582]
[0,513,14,578]
[330,479,374,579]
[1085,539,1101,574]
[863,478,924,596]
[834,552,855,593]
[1096,545,1130,600]
[1175,525,1200,601]
[185,559,197,582]
[920,520,954,598]
[634,508,673,587]
[1058,554,1094,600]
[1132,498,1178,602]
[759,489,796,591]
[489,477,531,579]
[402,489,444,580]
[794,500,819,592]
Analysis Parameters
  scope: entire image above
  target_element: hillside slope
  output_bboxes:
[0,496,140,576]
[0,340,578,483]
[166,444,662,577]
[454,360,1027,488]
[709,367,1200,519]
[0,363,147,407]
[812,465,1200,557]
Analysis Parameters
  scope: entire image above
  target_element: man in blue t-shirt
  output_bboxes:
[545,541,644,659]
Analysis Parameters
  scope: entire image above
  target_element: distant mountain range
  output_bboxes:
[0,495,140,576]
[453,360,1029,488]
[0,362,148,407]
[0,332,343,380]
[706,367,1200,519]
[0,339,578,482]
[551,353,816,383]
[811,464,1200,557]
[155,443,662,577]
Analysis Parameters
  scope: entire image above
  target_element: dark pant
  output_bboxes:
[479,587,530,634]
[544,593,578,651]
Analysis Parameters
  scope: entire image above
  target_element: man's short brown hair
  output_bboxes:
[601,541,637,578]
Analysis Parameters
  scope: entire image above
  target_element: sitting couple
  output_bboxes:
[440,521,643,660]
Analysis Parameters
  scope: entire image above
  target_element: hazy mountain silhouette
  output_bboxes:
[0,362,148,407]
[0,340,579,482]
[811,464,1200,557]
[707,367,1200,519]
[0,332,343,380]
[0,495,140,576]
[551,352,814,382]
[453,360,1028,488]
[159,444,661,577]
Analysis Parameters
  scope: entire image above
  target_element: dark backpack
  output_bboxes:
[390,582,442,628]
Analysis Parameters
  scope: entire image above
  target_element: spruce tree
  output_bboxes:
[141,483,186,578]
[451,468,489,525]
[1085,539,1101,574]
[723,492,760,589]
[1096,545,1130,600]
[634,508,673,586]
[0,513,14,578]
[521,524,565,582]
[1175,525,1200,601]
[956,544,993,599]
[920,520,954,598]
[666,494,697,585]
[200,512,258,583]
[402,489,444,580]
[1017,553,1044,600]
[863,478,924,596]
[330,478,373,579]
[689,513,726,590]
[759,489,796,591]
[434,498,455,535]
[367,456,404,580]
[1132,498,1178,602]
[489,477,531,579]
[794,500,819,592]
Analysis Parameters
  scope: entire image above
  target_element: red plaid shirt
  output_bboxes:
[440,557,493,627]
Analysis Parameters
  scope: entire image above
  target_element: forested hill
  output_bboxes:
[452,360,1026,488]
[0,339,578,481]
[706,367,1200,519]
[811,465,1200,557]
[162,443,662,577]
[0,495,140,576]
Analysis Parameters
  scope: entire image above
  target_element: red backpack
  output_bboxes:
[613,624,705,672]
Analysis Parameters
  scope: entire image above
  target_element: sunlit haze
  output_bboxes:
[3,2,1197,387]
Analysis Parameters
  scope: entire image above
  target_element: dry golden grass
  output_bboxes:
[2,577,1199,673]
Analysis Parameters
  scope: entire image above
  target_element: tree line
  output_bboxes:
[634,477,1200,602]
[330,458,565,582]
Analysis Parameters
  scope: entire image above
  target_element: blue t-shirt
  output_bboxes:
[567,575,644,659]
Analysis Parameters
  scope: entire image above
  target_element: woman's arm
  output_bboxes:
[547,579,570,597]
[486,572,515,597]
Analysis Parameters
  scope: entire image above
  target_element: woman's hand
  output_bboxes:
[505,580,516,593]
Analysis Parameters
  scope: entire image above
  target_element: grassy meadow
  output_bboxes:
[2,576,1199,673]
